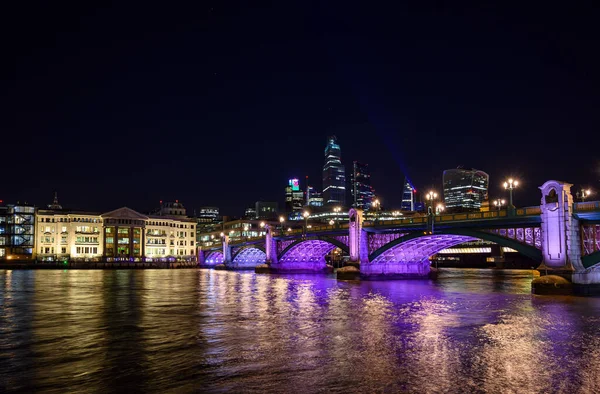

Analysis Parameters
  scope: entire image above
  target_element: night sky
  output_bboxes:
[3,1,599,216]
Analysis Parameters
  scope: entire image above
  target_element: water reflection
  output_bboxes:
[1,268,600,393]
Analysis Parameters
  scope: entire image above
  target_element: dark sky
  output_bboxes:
[3,1,600,215]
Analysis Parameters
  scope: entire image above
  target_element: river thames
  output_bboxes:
[1,268,600,393]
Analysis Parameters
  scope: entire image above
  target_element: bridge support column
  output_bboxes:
[533,180,583,294]
[265,225,278,265]
[218,235,232,270]
[338,208,364,280]
[198,249,206,267]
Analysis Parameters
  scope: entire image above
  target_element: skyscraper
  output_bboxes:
[443,168,489,213]
[351,161,375,210]
[322,136,346,207]
[401,177,417,211]
[285,178,304,212]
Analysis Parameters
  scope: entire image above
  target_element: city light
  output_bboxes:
[329,220,335,226]
[577,188,592,202]
[493,199,506,211]
[260,221,265,228]
[426,191,437,201]
[220,232,224,237]
[503,178,519,213]
[279,216,285,223]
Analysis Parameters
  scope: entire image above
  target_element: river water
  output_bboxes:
[1,268,600,393]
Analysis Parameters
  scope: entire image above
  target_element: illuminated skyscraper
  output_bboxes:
[443,168,489,212]
[351,161,375,210]
[285,178,304,212]
[322,136,346,206]
[401,177,417,211]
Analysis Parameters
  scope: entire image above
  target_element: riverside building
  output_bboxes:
[35,197,196,262]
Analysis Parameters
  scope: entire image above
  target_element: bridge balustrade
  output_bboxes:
[574,201,600,212]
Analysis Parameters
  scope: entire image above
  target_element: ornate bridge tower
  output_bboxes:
[538,180,580,274]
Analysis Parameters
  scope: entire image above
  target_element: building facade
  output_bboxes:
[401,177,417,211]
[351,161,375,211]
[285,178,304,213]
[35,206,196,262]
[0,203,36,260]
[255,201,279,220]
[322,136,346,207]
[443,168,489,213]
[306,186,323,207]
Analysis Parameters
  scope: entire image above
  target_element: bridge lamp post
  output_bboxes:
[426,191,437,233]
[373,198,380,224]
[576,188,592,202]
[279,216,285,235]
[303,211,310,238]
[333,206,341,228]
[493,199,506,212]
[435,203,445,215]
[503,179,518,215]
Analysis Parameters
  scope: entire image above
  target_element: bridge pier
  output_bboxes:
[532,180,596,295]
[336,208,363,280]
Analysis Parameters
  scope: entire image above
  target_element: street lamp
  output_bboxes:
[493,199,506,211]
[576,188,592,202]
[303,211,310,238]
[372,198,380,224]
[333,206,341,228]
[426,191,438,233]
[503,178,519,214]
[279,216,285,235]
[329,219,335,226]
[436,203,444,215]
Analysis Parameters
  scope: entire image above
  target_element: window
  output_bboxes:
[61,247,66,254]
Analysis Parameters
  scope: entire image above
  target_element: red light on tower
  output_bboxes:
[413,189,417,193]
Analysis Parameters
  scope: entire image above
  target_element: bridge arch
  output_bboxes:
[277,236,349,271]
[204,250,224,266]
[231,245,266,268]
[368,229,543,266]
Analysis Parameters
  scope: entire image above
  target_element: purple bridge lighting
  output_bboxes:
[197,181,600,291]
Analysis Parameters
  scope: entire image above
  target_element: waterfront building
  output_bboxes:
[285,178,304,213]
[351,161,375,210]
[443,168,489,213]
[0,202,36,260]
[35,198,196,262]
[322,136,346,207]
[255,201,279,220]
[306,186,324,207]
[401,177,417,211]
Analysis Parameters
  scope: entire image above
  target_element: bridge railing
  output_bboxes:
[363,206,541,227]
[574,201,600,212]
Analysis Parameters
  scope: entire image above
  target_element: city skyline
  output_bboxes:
[3,2,599,215]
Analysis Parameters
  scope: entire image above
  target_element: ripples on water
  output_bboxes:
[1,268,600,393]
